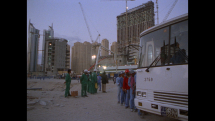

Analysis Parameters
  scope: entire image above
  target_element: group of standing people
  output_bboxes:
[116,69,137,112]
[80,69,109,97]
[64,68,143,116]
[64,69,109,98]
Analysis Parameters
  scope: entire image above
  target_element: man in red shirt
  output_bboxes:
[123,69,130,108]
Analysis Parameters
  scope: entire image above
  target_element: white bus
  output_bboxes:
[134,13,188,121]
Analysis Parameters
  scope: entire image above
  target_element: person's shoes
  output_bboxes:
[117,101,120,104]
[125,106,129,109]
[134,109,137,112]
[85,95,88,97]
[130,109,134,112]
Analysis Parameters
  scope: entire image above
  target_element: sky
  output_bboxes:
[27,0,188,65]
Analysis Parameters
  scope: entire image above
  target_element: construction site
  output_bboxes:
[28,0,160,77]
[70,1,155,76]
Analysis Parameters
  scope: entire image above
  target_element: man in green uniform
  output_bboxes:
[80,69,88,97]
[91,69,97,94]
[65,69,71,98]
[87,71,91,93]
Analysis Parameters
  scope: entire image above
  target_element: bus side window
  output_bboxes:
[169,20,188,64]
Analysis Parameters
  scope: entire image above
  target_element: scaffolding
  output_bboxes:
[116,1,155,65]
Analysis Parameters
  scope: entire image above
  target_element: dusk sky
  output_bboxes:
[27,0,188,65]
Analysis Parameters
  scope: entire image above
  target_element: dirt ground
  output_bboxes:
[27,78,180,121]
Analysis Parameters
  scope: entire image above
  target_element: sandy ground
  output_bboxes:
[27,78,179,121]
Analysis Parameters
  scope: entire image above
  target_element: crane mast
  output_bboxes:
[162,0,178,22]
[79,2,94,43]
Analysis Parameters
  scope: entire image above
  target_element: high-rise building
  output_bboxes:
[44,38,68,76]
[42,24,54,72]
[71,41,92,74]
[111,42,117,54]
[101,39,109,56]
[27,20,40,73]
[84,41,92,70]
[71,42,84,74]
[66,44,70,70]
[116,1,154,64]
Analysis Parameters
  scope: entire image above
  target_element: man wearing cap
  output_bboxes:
[128,69,137,112]
[65,69,72,98]
[123,69,130,108]
[116,72,122,103]
[80,69,88,97]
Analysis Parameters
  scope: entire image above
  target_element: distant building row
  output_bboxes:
[27,1,155,76]
[27,21,70,76]
[71,39,117,74]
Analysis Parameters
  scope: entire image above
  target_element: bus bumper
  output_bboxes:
[134,98,188,121]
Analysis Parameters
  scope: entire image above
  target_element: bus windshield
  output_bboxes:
[139,20,188,68]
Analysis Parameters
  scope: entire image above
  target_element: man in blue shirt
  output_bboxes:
[97,73,102,91]
[119,71,125,106]
[116,72,122,104]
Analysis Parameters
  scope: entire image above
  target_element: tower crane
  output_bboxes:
[162,0,178,22]
[79,2,100,43]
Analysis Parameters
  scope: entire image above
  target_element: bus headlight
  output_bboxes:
[142,92,146,97]
[137,91,142,96]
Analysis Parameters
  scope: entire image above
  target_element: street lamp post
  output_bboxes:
[92,55,96,71]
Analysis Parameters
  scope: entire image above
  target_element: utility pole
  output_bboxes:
[156,0,159,24]
[126,0,128,45]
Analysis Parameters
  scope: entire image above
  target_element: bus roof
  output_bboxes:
[140,13,188,37]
